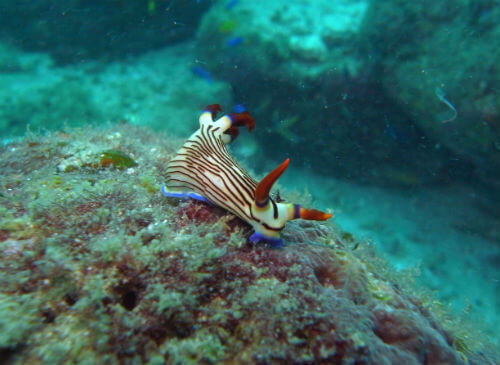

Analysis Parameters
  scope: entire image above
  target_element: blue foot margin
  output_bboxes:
[161,186,211,204]
[249,232,284,248]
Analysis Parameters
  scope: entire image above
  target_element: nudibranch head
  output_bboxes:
[163,104,332,247]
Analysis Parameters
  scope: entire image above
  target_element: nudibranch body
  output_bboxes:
[162,104,332,247]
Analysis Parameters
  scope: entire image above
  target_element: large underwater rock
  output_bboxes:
[0,0,214,63]
[195,0,462,186]
[197,0,368,83]
[362,0,500,183]
[0,125,496,364]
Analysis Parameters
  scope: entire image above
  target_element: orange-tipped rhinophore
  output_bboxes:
[255,158,290,207]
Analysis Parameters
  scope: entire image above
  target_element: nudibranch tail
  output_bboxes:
[163,104,332,247]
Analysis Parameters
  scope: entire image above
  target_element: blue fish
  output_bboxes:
[191,66,212,83]
[384,118,409,144]
[233,104,246,113]
[225,0,238,10]
[226,36,243,47]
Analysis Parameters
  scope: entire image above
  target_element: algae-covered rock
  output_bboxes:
[0,293,42,348]
[0,125,497,364]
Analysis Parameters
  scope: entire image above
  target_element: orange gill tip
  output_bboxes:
[228,111,255,131]
[204,104,222,120]
[299,207,333,221]
[255,158,290,207]
[225,125,240,141]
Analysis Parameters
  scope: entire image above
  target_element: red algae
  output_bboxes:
[0,125,496,364]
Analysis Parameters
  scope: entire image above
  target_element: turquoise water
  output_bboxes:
[1,0,499,362]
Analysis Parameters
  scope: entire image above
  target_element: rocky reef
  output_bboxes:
[362,0,500,184]
[195,0,466,186]
[0,125,496,364]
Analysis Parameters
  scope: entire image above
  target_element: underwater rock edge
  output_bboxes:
[0,124,497,364]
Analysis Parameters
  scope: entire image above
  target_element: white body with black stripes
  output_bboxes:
[164,111,295,239]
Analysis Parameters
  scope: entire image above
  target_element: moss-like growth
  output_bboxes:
[0,293,42,348]
[0,125,497,364]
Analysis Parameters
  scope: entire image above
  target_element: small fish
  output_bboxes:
[147,0,156,13]
[218,19,238,33]
[225,0,238,10]
[384,123,398,141]
[226,36,243,47]
[435,87,457,123]
[384,117,408,144]
[233,104,246,113]
[191,66,212,83]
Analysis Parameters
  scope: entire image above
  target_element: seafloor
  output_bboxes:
[0,125,498,364]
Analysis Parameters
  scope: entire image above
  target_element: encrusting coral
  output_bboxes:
[0,125,497,364]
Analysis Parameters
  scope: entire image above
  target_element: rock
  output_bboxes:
[197,0,368,83]
[194,0,458,186]
[0,124,495,363]
[362,0,500,181]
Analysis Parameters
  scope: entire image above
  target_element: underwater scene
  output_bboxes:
[0,0,499,364]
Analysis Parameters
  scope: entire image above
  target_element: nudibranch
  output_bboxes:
[162,104,332,247]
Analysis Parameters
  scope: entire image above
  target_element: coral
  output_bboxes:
[0,125,497,364]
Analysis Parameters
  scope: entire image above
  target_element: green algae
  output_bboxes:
[145,284,197,315]
[0,293,42,348]
[161,329,226,365]
[138,175,159,194]
[98,149,137,169]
